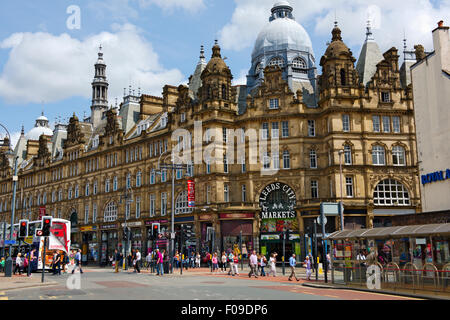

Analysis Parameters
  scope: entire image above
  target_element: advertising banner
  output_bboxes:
[188,180,195,207]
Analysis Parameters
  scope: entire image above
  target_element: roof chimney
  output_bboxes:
[438,20,444,28]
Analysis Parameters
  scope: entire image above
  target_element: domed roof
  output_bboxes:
[323,26,353,61]
[26,126,53,141]
[203,42,230,76]
[252,3,313,59]
[26,113,53,140]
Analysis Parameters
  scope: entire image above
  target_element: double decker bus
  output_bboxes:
[0,218,71,271]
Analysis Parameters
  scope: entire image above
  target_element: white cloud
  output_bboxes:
[0,23,184,104]
[219,0,450,54]
[138,0,205,12]
[232,69,248,86]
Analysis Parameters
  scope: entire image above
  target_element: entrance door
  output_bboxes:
[264,241,294,265]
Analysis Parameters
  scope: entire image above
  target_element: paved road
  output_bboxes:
[1,268,421,301]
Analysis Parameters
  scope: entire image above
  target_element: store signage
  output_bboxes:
[187,180,195,207]
[220,213,254,219]
[261,234,280,240]
[421,169,450,185]
[259,183,296,219]
[174,216,194,223]
[121,221,142,227]
[100,224,117,230]
[199,214,211,221]
[80,226,97,232]
[145,220,168,226]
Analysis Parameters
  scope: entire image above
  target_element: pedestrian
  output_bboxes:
[260,254,267,277]
[221,252,227,273]
[146,252,152,270]
[206,252,211,270]
[232,251,239,276]
[135,249,141,273]
[0,257,5,273]
[268,253,277,277]
[248,250,258,278]
[304,256,312,281]
[174,251,180,269]
[14,253,23,275]
[54,250,62,275]
[195,252,201,268]
[127,251,133,270]
[212,253,219,273]
[227,251,234,276]
[71,249,84,274]
[51,252,58,275]
[156,249,163,276]
[114,249,120,273]
[288,254,300,281]
[61,252,69,274]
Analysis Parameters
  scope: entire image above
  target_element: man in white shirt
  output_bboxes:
[135,249,141,273]
[248,250,258,278]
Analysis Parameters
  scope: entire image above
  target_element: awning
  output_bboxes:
[327,223,450,240]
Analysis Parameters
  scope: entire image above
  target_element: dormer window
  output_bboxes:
[292,57,307,74]
[269,57,285,69]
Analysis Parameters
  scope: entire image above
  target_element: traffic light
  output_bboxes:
[19,220,29,238]
[152,223,160,238]
[42,216,52,237]
[123,227,129,241]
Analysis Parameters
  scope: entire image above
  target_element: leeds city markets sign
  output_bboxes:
[259,183,296,219]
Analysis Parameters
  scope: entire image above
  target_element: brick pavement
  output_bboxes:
[0,274,58,291]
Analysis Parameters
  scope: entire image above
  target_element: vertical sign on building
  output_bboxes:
[39,206,46,220]
[187,180,195,208]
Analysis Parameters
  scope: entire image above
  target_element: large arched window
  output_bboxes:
[269,57,285,69]
[104,201,118,222]
[175,191,193,215]
[373,179,410,206]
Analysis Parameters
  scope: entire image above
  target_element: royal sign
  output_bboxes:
[188,180,195,207]
[259,183,297,220]
[421,169,450,185]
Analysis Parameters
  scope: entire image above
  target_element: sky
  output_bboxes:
[0,0,449,147]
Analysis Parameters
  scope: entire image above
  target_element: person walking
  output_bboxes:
[227,251,234,276]
[146,252,152,271]
[135,249,141,273]
[156,249,163,276]
[232,251,239,276]
[14,253,23,275]
[248,250,258,278]
[54,251,62,276]
[127,251,133,270]
[71,249,84,274]
[211,253,219,273]
[221,252,227,273]
[114,249,121,273]
[268,253,277,277]
[260,254,267,277]
[288,254,300,281]
[304,256,312,281]
[195,252,201,268]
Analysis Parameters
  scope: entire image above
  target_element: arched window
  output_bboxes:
[269,57,285,69]
[104,201,118,222]
[292,57,307,73]
[340,68,346,86]
[344,145,352,165]
[175,191,193,215]
[372,146,385,166]
[373,179,410,206]
[392,146,406,166]
[136,171,142,187]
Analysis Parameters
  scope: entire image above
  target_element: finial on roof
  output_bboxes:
[366,20,374,41]
[200,45,205,59]
[21,125,24,136]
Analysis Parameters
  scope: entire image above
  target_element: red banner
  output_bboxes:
[187,180,195,207]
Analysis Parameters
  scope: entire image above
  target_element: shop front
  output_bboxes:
[99,223,119,267]
[199,215,214,257]
[122,221,143,254]
[145,219,169,254]
[80,225,99,265]
[259,182,300,262]
[220,213,255,259]
[174,216,196,257]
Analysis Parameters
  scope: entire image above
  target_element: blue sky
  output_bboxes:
[0,0,448,145]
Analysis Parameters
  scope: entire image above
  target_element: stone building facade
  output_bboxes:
[0,2,421,263]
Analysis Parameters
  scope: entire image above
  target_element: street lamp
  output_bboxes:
[338,150,345,231]
[155,150,189,274]
[0,122,19,277]
[119,186,133,270]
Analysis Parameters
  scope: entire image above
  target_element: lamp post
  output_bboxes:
[120,187,133,270]
[338,150,344,231]
[155,150,189,275]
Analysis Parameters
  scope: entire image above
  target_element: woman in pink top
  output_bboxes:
[212,253,219,273]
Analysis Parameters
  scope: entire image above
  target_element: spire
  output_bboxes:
[21,125,24,136]
[91,44,109,127]
[356,20,384,86]
[212,40,221,58]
